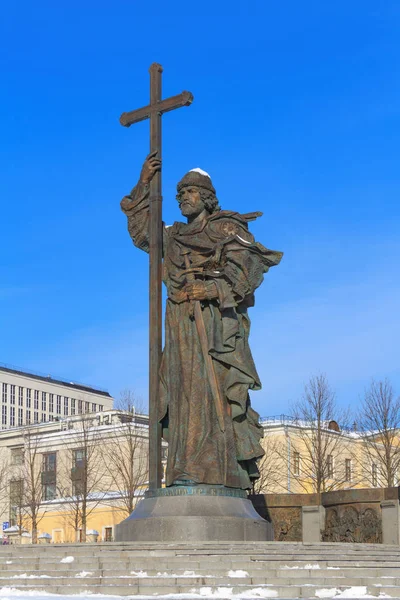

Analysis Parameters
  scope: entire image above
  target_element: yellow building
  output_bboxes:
[0,409,397,544]
[0,409,153,543]
[257,415,400,495]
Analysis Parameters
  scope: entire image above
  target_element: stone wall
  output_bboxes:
[250,487,400,543]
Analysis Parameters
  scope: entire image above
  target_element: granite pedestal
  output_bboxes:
[115,485,273,542]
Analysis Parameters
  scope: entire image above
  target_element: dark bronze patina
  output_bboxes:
[120,64,283,491]
[120,64,193,490]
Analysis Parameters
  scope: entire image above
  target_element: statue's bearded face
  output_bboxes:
[178,186,205,218]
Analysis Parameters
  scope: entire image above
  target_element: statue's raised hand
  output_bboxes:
[140,151,161,185]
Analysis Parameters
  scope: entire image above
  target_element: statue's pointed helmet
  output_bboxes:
[177,168,216,195]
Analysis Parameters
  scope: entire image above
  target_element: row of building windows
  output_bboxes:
[2,383,103,416]
[1,393,103,427]
[292,452,381,485]
[10,449,87,503]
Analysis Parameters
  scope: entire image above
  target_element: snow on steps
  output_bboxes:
[0,542,399,598]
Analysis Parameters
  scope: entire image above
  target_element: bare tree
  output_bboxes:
[12,427,46,544]
[281,374,356,494]
[114,389,142,413]
[58,412,107,542]
[252,435,286,494]
[358,379,400,488]
[0,448,10,523]
[101,391,149,517]
[8,477,25,541]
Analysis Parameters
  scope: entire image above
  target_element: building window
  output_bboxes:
[42,453,57,501]
[49,394,54,413]
[71,399,76,415]
[372,463,378,487]
[104,527,113,542]
[74,448,85,468]
[327,455,334,478]
[26,410,31,424]
[43,452,56,472]
[34,390,39,410]
[26,389,31,408]
[18,387,23,406]
[345,458,352,482]
[43,483,56,500]
[42,392,47,412]
[10,385,16,405]
[56,395,61,415]
[18,408,23,427]
[2,383,7,403]
[91,403,97,413]
[293,452,301,476]
[11,448,24,466]
[2,405,7,426]
[99,405,103,412]
[34,411,38,424]
[78,400,83,415]
[10,407,15,427]
[72,449,85,497]
[85,402,90,414]
[64,397,69,416]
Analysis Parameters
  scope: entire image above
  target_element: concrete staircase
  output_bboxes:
[0,541,400,598]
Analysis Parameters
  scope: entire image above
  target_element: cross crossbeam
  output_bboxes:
[120,91,193,127]
[120,63,193,491]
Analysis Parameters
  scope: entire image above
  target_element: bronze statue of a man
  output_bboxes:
[121,152,282,490]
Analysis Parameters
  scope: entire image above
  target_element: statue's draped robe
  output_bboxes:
[121,181,283,489]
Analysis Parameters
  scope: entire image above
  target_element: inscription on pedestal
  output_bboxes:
[145,485,248,499]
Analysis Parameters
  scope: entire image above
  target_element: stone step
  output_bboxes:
[1,541,399,597]
[3,558,400,569]
[2,566,400,578]
[3,549,400,559]
[1,572,400,584]
[2,542,400,556]
[1,582,400,598]
[2,544,395,556]
[1,573,400,591]
[2,550,400,559]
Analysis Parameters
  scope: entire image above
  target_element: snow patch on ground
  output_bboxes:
[59,557,74,564]
[0,584,391,600]
[74,572,93,579]
[281,563,320,570]
[315,587,391,599]
[189,588,277,598]
[235,590,278,598]
[227,571,249,578]
[155,572,200,578]
[10,576,51,580]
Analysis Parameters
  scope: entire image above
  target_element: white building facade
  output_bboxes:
[0,364,113,430]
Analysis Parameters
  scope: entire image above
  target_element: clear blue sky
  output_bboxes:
[1,1,399,416]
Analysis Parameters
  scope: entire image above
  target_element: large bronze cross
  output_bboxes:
[120,63,193,490]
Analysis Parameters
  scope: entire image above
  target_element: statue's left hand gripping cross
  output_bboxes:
[120,63,193,491]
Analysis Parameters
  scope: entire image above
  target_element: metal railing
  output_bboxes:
[260,414,358,433]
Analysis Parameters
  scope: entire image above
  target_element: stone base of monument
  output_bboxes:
[115,485,273,542]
